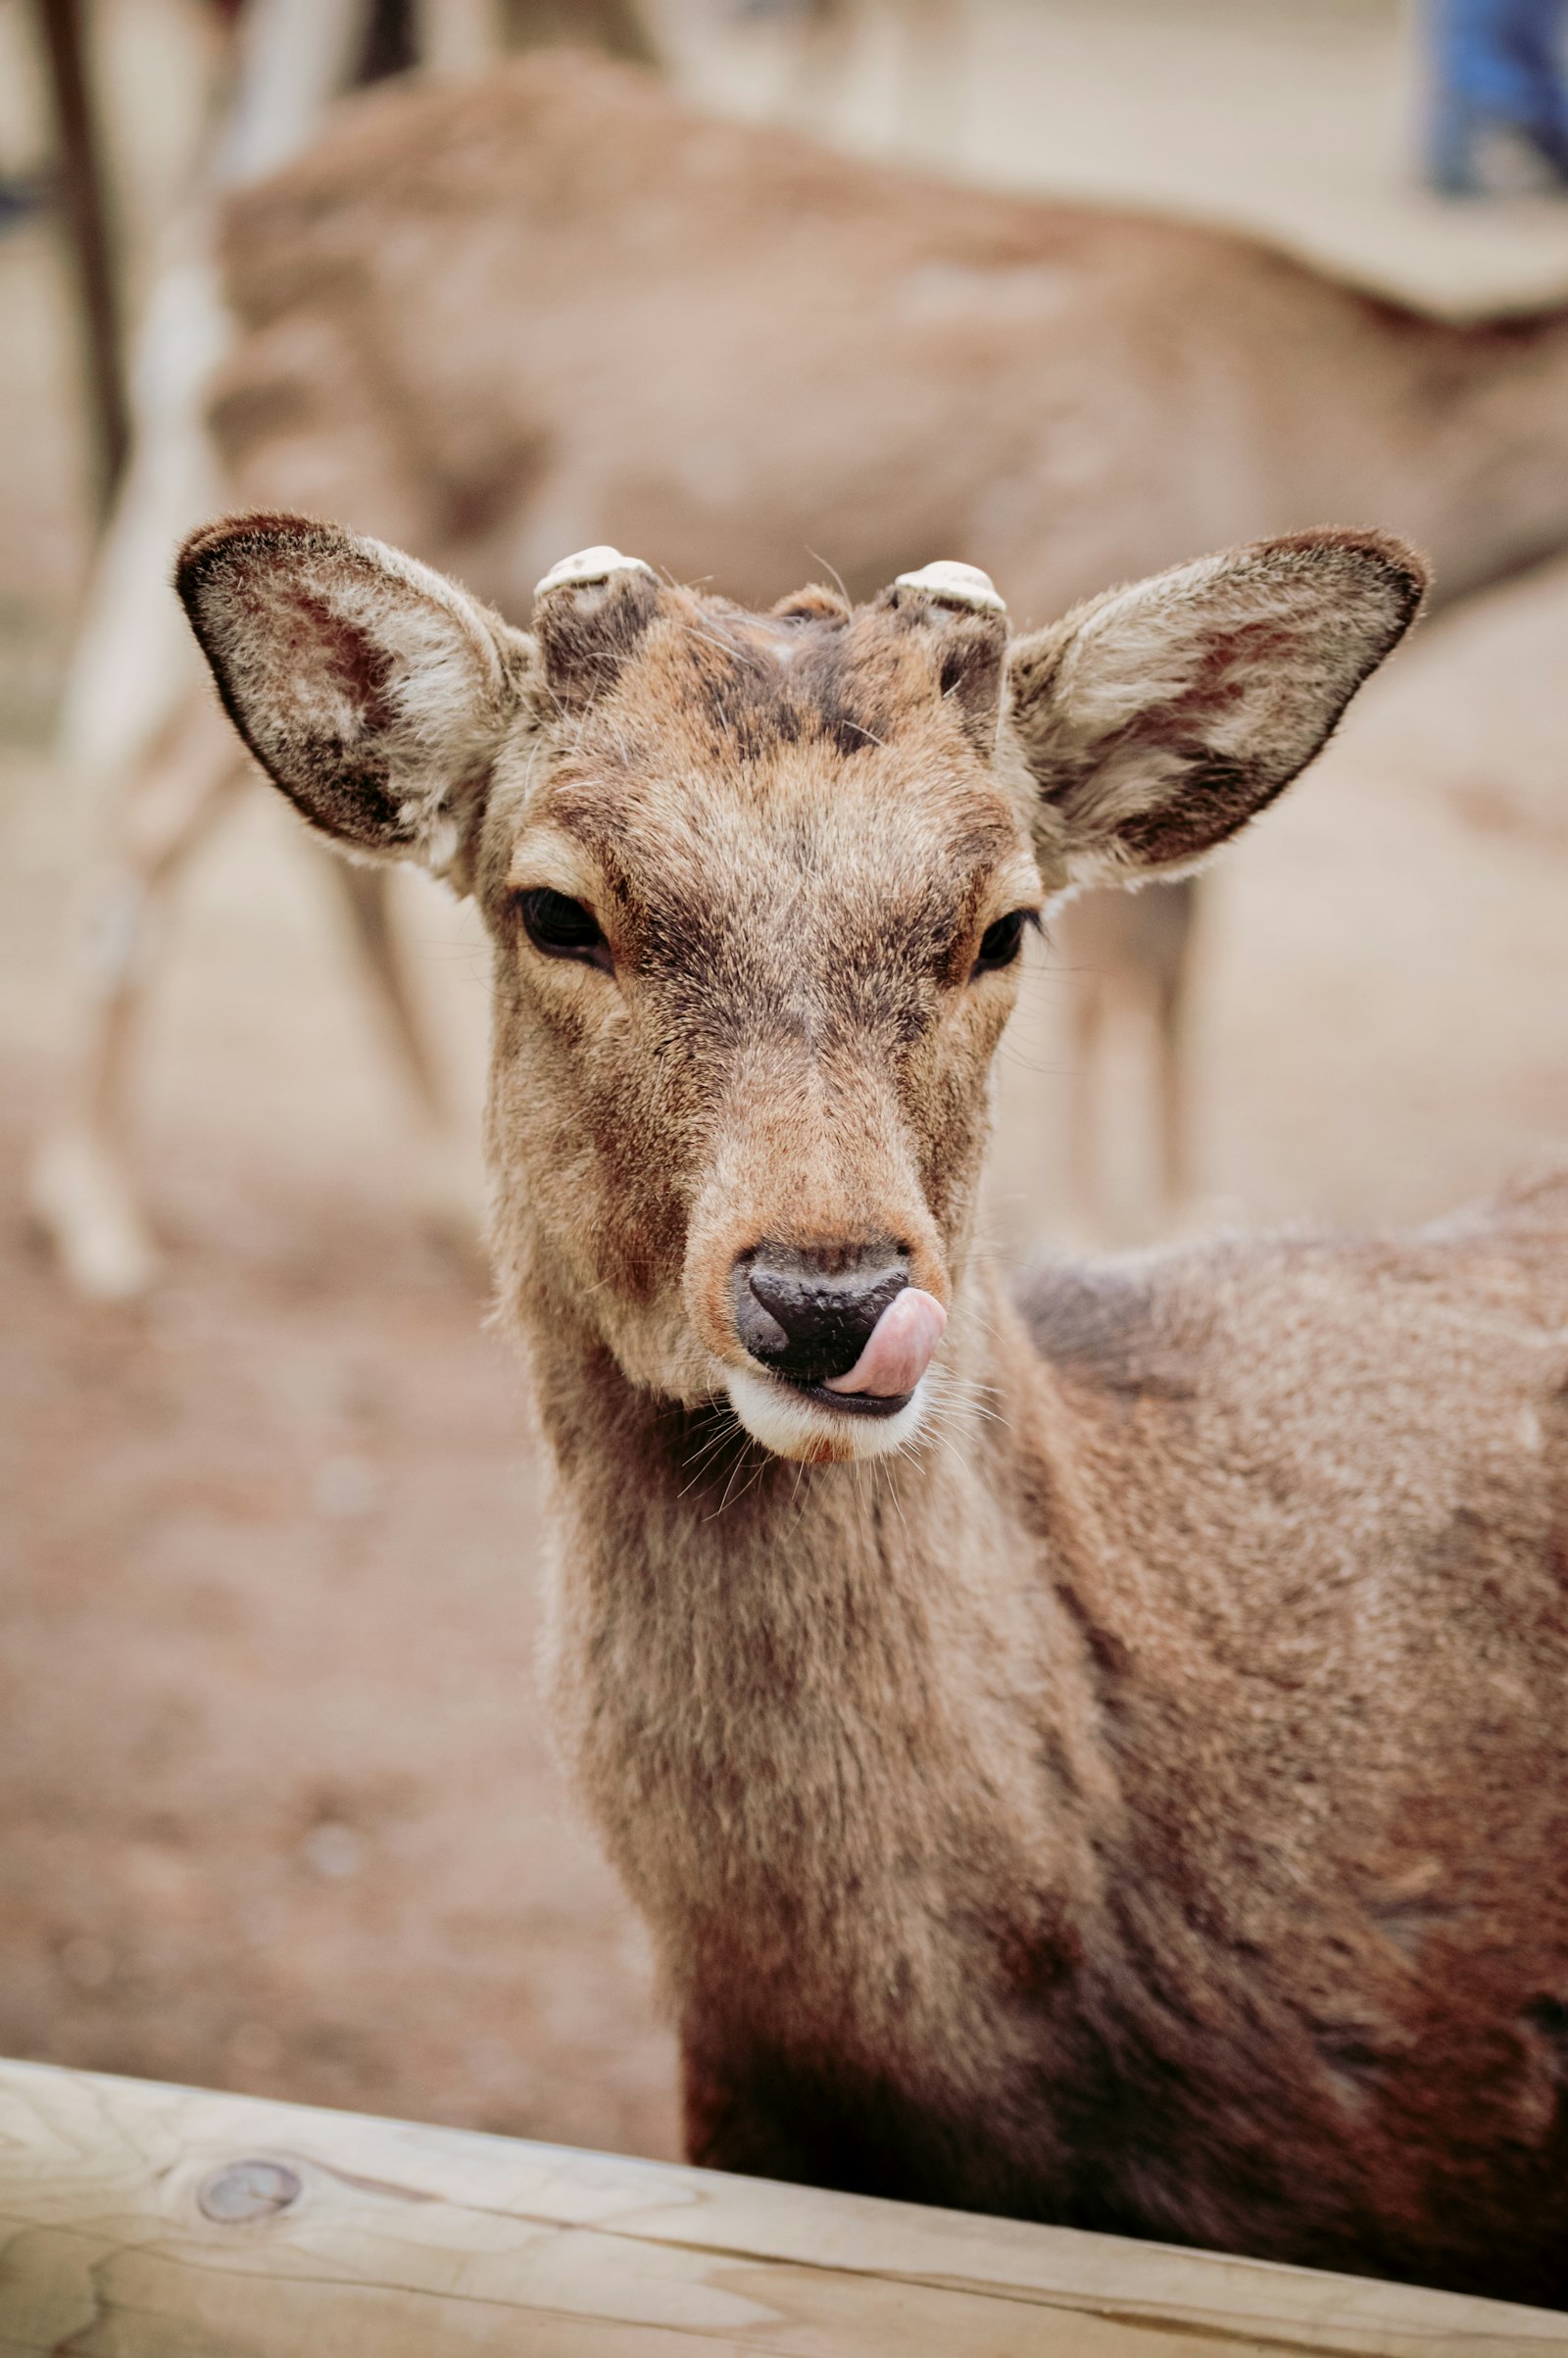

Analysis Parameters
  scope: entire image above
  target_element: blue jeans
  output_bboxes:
[1429,0,1568,188]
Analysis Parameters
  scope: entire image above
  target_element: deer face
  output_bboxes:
[477,554,1038,1458]
[179,518,1423,1461]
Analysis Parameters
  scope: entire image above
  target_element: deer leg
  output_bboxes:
[1066,963,1105,1240]
[215,0,368,180]
[1154,973,1191,1219]
[582,0,660,66]
[785,0,857,129]
[496,0,656,62]
[896,0,965,158]
[323,859,485,1261]
[411,0,503,78]
[29,692,251,1299]
[1153,877,1200,1222]
[1151,980,1188,1226]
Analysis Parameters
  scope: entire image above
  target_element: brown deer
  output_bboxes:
[37,50,1568,1290]
[178,506,1568,2307]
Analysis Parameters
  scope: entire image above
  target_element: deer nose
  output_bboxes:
[733,1242,909,1388]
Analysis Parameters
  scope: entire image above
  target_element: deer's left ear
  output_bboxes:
[177,513,533,887]
[1005,531,1427,891]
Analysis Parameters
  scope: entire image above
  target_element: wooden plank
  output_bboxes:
[0,2061,1561,2355]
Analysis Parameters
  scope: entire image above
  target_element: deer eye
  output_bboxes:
[517,887,612,972]
[970,908,1033,979]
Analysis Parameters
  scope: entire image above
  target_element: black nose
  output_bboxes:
[733,1241,908,1387]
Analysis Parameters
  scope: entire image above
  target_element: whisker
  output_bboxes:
[803,545,853,607]
[710,1430,768,1520]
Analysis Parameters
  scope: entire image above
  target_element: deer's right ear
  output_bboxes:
[176,513,532,884]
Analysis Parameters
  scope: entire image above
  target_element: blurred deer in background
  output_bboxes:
[30,0,655,1294]
[177,505,1568,2307]
[36,48,1568,1292]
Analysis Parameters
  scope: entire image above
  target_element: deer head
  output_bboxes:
[178,516,1423,1461]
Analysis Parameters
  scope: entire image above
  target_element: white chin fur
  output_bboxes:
[725,1366,928,1461]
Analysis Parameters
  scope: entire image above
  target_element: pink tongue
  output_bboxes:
[824,1287,947,1399]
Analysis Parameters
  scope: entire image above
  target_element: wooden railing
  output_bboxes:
[0,2058,1562,2353]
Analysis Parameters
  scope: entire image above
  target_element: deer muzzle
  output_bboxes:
[721,1239,949,1459]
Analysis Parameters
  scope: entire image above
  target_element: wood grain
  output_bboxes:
[0,2059,1562,2355]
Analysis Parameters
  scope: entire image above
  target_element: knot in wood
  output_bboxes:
[198,2157,303,2223]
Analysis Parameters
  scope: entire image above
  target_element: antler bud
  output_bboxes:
[886,562,1007,755]
[893,561,1006,616]
[531,547,662,712]
[533,547,658,598]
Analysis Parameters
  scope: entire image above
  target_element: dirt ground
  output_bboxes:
[3,5,1568,2168]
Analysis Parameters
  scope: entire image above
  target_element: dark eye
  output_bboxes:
[517,887,612,972]
[970,908,1033,978]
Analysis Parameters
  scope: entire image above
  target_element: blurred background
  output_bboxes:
[3,0,1568,2164]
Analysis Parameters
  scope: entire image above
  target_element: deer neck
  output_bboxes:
[515,1254,1110,2061]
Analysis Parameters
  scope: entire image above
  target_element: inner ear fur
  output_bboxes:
[176,513,531,881]
[1005,530,1428,890]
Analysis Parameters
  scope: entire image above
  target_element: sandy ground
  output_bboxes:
[2,5,1567,2164]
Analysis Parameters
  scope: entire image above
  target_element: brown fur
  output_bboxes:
[176,508,1568,2305]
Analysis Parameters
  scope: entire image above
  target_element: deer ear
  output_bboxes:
[176,513,531,884]
[1005,531,1427,891]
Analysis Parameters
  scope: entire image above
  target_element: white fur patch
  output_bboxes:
[726,1366,929,1461]
[895,561,1006,615]
[534,547,657,597]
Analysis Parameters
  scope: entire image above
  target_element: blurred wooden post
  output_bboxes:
[31,0,129,514]
[0,2057,1564,2354]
